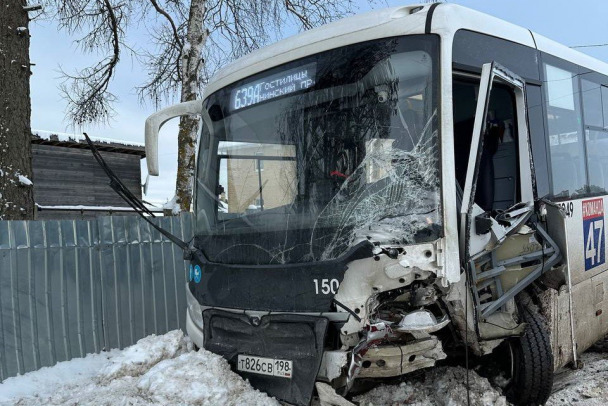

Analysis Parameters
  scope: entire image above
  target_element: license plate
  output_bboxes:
[237,354,293,379]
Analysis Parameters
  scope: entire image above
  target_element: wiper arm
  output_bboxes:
[83,133,189,251]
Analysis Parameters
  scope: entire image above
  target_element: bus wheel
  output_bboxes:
[505,306,554,405]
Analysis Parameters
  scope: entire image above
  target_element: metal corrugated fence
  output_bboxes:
[0,213,193,381]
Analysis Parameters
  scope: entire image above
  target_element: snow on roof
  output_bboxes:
[32,129,145,148]
[35,204,163,213]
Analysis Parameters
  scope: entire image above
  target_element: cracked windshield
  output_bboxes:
[195,36,441,265]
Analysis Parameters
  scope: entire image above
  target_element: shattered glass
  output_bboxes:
[312,113,441,260]
[194,35,442,265]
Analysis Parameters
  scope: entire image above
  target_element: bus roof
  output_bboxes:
[204,3,608,97]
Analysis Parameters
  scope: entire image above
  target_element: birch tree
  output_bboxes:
[0,1,36,220]
[49,0,364,212]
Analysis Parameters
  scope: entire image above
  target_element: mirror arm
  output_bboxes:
[145,100,203,176]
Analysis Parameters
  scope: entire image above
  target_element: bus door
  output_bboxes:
[456,62,559,336]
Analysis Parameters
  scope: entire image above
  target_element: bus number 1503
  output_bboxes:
[313,278,340,295]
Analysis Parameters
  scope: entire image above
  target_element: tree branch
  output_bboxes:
[148,0,183,49]
[284,0,313,30]
[60,0,122,125]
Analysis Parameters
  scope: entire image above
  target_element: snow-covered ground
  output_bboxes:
[0,331,277,406]
[547,352,608,406]
[1,330,607,406]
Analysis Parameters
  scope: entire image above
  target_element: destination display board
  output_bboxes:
[229,63,316,111]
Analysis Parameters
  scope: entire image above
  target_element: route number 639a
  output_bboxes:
[313,278,340,295]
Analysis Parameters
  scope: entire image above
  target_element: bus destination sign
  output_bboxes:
[230,63,316,111]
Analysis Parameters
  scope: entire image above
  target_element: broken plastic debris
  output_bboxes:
[395,310,450,333]
[315,382,355,406]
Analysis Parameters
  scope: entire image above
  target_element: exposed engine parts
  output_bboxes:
[326,244,452,389]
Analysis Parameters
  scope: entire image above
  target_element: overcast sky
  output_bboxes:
[28,0,608,204]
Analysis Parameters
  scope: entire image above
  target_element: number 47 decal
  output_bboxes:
[585,219,604,266]
[583,198,606,271]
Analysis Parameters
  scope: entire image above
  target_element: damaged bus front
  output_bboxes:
[190,35,448,405]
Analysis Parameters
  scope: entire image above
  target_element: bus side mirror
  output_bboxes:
[144,100,203,176]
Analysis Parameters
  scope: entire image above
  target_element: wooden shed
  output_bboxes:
[31,131,148,219]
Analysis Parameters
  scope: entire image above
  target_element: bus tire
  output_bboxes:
[506,306,554,405]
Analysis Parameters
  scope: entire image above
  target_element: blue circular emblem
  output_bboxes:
[194,265,202,284]
[189,264,194,282]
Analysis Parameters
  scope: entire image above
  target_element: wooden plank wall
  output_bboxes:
[32,144,143,218]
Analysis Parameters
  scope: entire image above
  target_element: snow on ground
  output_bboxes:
[0,348,122,403]
[352,350,608,406]
[353,366,508,406]
[547,352,608,406]
[0,330,277,406]
[1,330,608,406]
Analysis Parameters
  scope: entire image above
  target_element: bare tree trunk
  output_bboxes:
[174,0,208,213]
[0,0,34,220]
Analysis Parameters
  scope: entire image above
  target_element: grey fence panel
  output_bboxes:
[0,221,20,380]
[0,221,8,381]
[0,213,193,381]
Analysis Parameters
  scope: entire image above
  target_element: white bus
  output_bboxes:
[144,3,608,405]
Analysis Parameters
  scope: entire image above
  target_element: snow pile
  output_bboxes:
[137,352,275,405]
[0,330,277,406]
[97,330,190,382]
[354,366,508,406]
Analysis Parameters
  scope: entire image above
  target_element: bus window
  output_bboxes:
[544,62,587,199]
[581,79,603,128]
[585,129,608,193]
[217,142,296,215]
[453,78,519,211]
[581,79,608,194]
[602,86,608,129]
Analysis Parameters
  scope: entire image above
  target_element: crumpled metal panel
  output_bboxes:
[0,213,193,381]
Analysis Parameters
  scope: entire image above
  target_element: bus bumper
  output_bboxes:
[186,306,205,349]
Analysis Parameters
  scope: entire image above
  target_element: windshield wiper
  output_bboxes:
[83,133,189,251]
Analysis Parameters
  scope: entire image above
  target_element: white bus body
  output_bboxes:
[145,4,608,405]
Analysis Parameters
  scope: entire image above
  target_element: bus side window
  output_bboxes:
[581,80,608,194]
[544,62,587,199]
[585,129,608,193]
